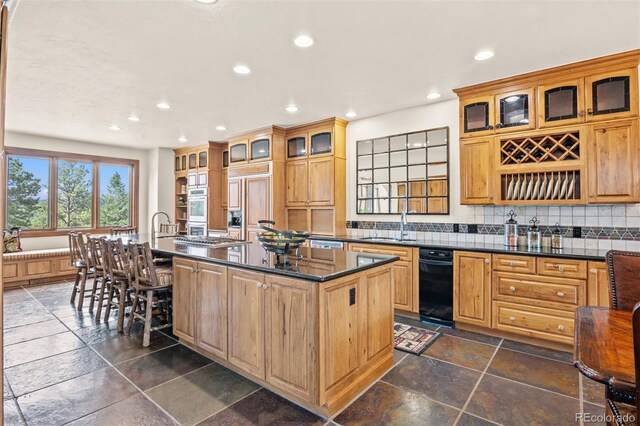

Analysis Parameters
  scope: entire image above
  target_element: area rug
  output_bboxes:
[394,322,440,355]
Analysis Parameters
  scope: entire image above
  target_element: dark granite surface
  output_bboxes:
[308,234,608,261]
[115,234,399,282]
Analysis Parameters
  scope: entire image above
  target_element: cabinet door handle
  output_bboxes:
[509,316,516,321]
[256,282,263,288]
[587,108,593,115]
[486,125,494,130]
[485,259,490,264]
[509,286,517,292]
[590,268,597,274]
[495,123,504,129]
[556,291,565,297]
[558,265,565,272]
[262,283,269,289]
[557,324,565,331]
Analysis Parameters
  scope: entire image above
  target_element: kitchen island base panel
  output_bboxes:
[172,260,395,418]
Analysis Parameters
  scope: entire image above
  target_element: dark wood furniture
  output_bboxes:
[159,223,179,235]
[97,238,132,331]
[68,232,100,311]
[109,226,137,236]
[606,250,640,310]
[86,236,107,313]
[125,242,173,347]
[574,307,635,405]
[605,302,640,425]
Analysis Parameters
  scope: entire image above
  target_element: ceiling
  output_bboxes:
[6,0,640,149]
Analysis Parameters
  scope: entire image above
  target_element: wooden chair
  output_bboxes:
[606,250,640,311]
[69,232,99,310]
[96,238,132,331]
[110,226,137,236]
[159,223,179,235]
[125,242,173,347]
[86,236,108,313]
[604,302,640,425]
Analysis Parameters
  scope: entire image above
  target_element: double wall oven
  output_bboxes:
[187,187,208,236]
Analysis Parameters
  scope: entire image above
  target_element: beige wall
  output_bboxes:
[5,131,151,250]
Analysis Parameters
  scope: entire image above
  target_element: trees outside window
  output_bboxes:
[4,149,137,234]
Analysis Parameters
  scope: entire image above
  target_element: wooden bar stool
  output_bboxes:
[68,232,85,305]
[87,236,108,313]
[97,238,132,330]
[125,242,173,347]
[159,223,179,235]
[69,232,98,310]
[110,226,138,236]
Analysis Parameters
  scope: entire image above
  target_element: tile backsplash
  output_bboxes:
[348,204,640,251]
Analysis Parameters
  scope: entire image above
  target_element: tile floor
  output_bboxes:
[3,281,605,425]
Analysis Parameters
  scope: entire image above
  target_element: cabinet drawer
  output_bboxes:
[493,254,536,274]
[3,262,18,279]
[493,301,574,344]
[537,258,587,279]
[348,243,412,262]
[494,272,584,309]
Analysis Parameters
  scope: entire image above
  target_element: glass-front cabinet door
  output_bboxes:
[537,79,584,128]
[287,133,307,159]
[460,95,495,137]
[310,129,333,156]
[250,138,270,161]
[175,156,180,172]
[494,88,535,133]
[181,155,187,171]
[188,153,197,169]
[198,150,208,168]
[585,69,638,121]
[222,150,229,168]
[229,142,247,164]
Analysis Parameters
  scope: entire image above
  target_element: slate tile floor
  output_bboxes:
[3,282,604,425]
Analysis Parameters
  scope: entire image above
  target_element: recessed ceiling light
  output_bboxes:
[127,115,140,122]
[294,35,314,48]
[345,111,357,118]
[194,0,217,3]
[109,125,121,131]
[178,136,187,143]
[474,50,494,61]
[233,65,251,75]
[285,105,298,113]
[216,125,226,131]
[156,102,171,110]
[427,93,441,100]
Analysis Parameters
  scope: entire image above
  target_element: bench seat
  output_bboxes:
[3,248,75,288]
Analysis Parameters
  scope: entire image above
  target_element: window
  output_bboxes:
[5,148,138,235]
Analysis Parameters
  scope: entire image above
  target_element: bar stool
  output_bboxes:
[606,250,640,310]
[159,223,179,235]
[125,242,173,347]
[97,238,132,330]
[87,236,108,313]
[110,226,138,236]
[69,232,98,310]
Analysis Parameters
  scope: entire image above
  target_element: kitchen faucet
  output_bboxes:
[151,211,171,245]
[400,198,408,241]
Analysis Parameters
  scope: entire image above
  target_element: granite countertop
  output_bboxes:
[308,234,608,261]
[115,234,399,282]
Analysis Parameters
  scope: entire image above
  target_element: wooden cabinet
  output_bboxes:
[587,119,639,203]
[588,261,610,307]
[229,141,248,164]
[286,161,308,206]
[228,179,242,211]
[308,157,334,205]
[494,87,536,133]
[173,258,197,344]
[286,126,334,159]
[454,251,492,327]
[249,137,271,161]
[245,175,270,229]
[197,263,228,359]
[347,243,417,312]
[460,95,495,138]
[221,169,228,208]
[228,229,242,240]
[460,137,495,204]
[585,68,638,122]
[492,301,575,344]
[537,78,584,128]
[264,274,316,402]
[228,268,266,380]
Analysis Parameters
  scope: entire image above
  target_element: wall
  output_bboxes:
[5,131,150,250]
[147,147,175,226]
[345,100,640,251]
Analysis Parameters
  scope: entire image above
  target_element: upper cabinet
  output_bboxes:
[250,137,271,161]
[227,127,285,166]
[229,141,248,164]
[287,125,335,159]
[455,50,640,206]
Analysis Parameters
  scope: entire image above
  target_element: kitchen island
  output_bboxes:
[149,237,399,417]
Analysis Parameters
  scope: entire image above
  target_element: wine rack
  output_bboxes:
[500,131,580,166]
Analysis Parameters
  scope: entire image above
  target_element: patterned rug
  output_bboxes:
[394,322,441,355]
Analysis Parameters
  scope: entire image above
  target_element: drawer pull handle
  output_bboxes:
[509,316,516,321]
[553,265,566,272]
[509,286,517,292]
[485,259,490,264]
[557,324,565,331]
[509,261,516,267]
[556,291,565,297]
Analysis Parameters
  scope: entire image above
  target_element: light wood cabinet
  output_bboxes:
[228,229,242,240]
[587,119,639,203]
[460,137,495,205]
[228,268,266,380]
[286,161,308,206]
[245,175,270,229]
[228,178,242,211]
[537,78,585,128]
[494,87,536,133]
[264,274,316,402]
[221,169,228,208]
[492,301,575,345]
[172,258,197,344]
[588,261,610,307]
[459,95,495,138]
[197,263,228,359]
[347,242,417,313]
[229,141,248,164]
[454,251,492,327]
[308,157,334,206]
[585,68,638,122]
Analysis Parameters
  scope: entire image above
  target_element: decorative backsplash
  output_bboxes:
[348,204,640,251]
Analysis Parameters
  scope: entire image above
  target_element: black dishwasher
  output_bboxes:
[419,248,454,328]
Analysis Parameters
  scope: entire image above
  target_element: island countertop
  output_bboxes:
[120,234,399,282]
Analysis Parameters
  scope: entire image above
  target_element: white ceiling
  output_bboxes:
[6,0,640,149]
